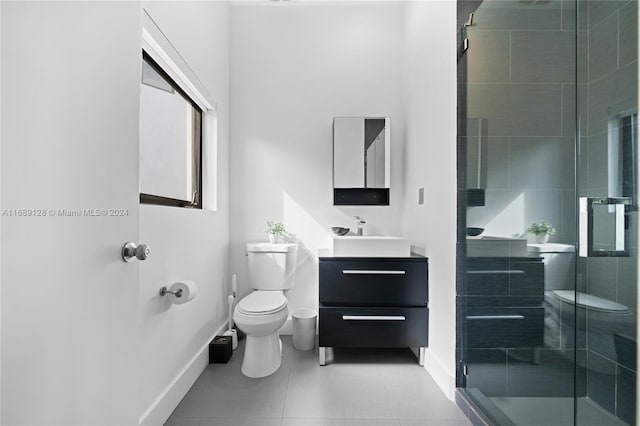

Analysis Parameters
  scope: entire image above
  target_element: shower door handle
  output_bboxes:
[579,197,631,257]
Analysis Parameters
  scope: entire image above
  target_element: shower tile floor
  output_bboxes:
[165,336,471,426]
[490,397,627,426]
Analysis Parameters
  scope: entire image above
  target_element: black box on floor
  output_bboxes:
[209,335,232,363]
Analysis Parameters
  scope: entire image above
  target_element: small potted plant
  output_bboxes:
[265,220,287,243]
[527,221,556,244]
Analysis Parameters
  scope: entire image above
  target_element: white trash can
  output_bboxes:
[292,308,317,351]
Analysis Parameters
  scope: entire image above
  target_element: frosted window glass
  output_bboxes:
[139,54,201,207]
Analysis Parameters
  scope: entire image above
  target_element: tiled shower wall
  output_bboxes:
[462,1,637,422]
[462,0,580,400]
[465,0,578,243]
[581,1,637,423]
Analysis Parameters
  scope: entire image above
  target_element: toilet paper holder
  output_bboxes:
[159,286,183,298]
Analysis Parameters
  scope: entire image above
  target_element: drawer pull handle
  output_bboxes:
[342,270,406,275]
[466,315,525,320]
[467,270,525,275]
[342,315,406,321]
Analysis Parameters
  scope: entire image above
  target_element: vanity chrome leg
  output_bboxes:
[319,347,326,366]
[532,347,541,365]
[419,347,426,366]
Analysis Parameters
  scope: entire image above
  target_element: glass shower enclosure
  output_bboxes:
[457,1,637,424]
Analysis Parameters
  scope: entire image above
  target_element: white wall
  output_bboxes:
[138,2,230,424]
[1,0,3,420]
[1,2,230,424]
[229,1,405,316]
[402,1,457,397]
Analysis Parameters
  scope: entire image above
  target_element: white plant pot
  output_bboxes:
[536,234,550,244]
[268,234,283,243]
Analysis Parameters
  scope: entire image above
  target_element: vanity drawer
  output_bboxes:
[466,258,543,298]
[319,306,428,347]
[465,306,544,348]
[319,259,428,306]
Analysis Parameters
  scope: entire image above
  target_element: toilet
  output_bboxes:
[528,243,576,349]
[529,243,634,365]
[233,242,298,378]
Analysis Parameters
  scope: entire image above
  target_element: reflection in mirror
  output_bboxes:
[364,119,386,188]
[592,202,623,252]
[333,117,390,206]
[333,117,390,189]
[466,118,488,190]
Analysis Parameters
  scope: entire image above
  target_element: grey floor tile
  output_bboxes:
[171,340,290,418]
[391,395,468,421]
[200,417,282,426]
[282,419,401,426]
[200,417,236,426]
[380,366,468,421]
[283,361,396,419]
[399,420,472,426]
[167,338,469,426]
[281,420,322,426]
[165,416,203,426]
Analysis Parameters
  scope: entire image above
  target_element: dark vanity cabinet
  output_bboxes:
[465,257,544,349]
[318,256,429,365]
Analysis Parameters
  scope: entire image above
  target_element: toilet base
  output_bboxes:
[241,334,283,378]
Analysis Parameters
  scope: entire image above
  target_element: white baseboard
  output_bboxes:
[423,349,456,400]
[139,323,227,425]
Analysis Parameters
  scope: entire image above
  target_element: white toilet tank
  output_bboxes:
[246,243,298,291]
[527,243,575,290]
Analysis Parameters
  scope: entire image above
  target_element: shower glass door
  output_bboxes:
[457,1,637,425]
[575,0,637,424]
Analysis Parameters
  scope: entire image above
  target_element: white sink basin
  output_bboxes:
[330,235,411,257]
[466,236,528,257]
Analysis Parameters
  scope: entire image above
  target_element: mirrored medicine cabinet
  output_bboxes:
[333,117,390,206]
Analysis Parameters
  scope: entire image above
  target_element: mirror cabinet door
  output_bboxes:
[333,116,390,206]
[333,117,365,188]
[333,117,389,188]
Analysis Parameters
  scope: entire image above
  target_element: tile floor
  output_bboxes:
[165,336,471,426]
[490,397,627,426]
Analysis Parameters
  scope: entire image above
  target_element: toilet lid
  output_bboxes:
[552,290,629,313]
[237,291,287,315]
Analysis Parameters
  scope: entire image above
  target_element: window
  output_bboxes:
[139,9,218,211]
[139,52,202,208]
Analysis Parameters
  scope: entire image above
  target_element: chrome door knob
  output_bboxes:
[121,242,151,262]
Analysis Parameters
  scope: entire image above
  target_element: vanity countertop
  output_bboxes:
[318,252,427,261]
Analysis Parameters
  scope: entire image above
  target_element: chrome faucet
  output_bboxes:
[354,216,366,236]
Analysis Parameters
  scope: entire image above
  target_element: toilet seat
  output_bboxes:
[552,290,629,313]
[237,291,287,316]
